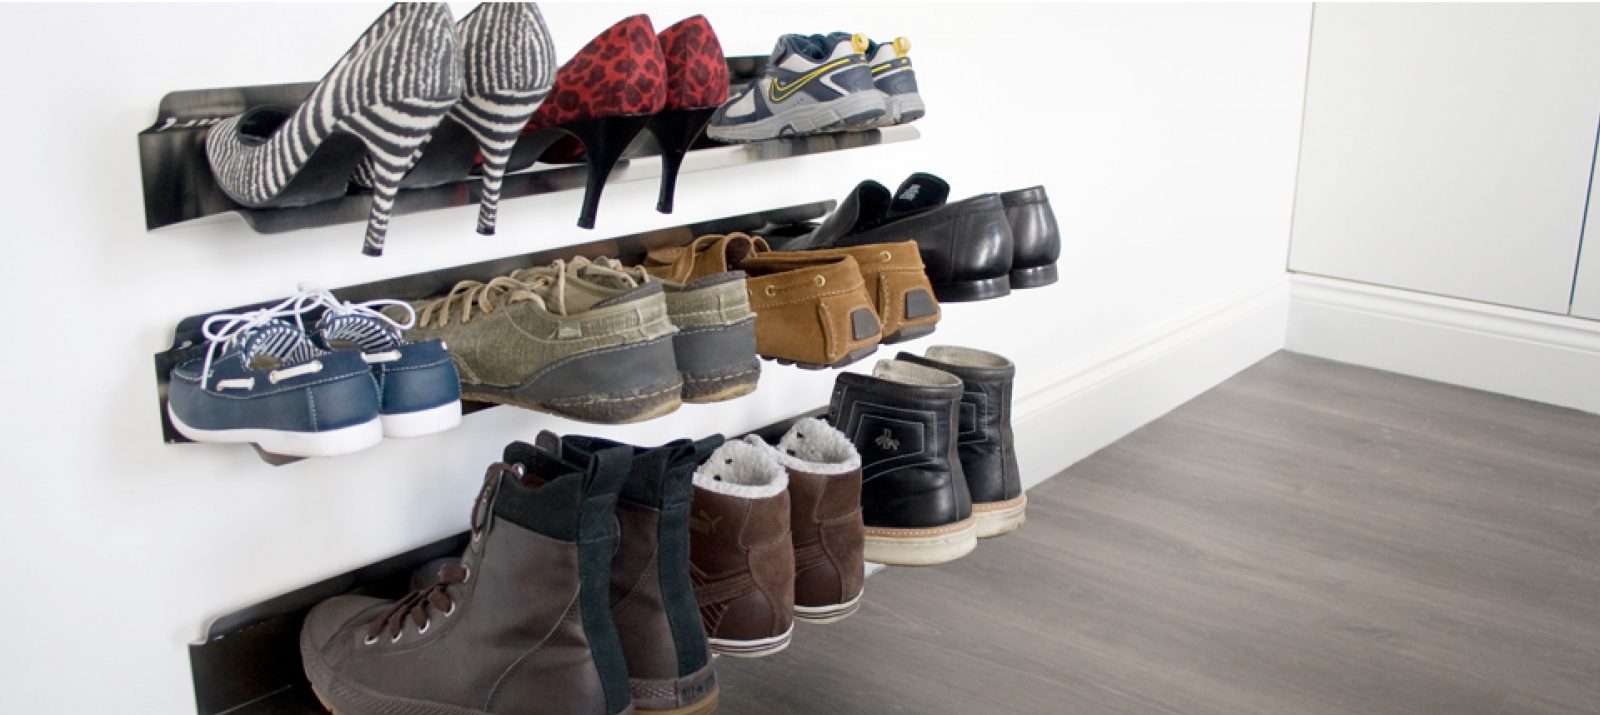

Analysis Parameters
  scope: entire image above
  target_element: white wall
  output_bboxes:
[0,3,1309,712]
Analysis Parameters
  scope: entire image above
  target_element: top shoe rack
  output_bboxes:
[139,56,917,233]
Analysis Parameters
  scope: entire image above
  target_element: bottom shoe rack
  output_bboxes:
[152,201,832,465]
[188,409,824,715]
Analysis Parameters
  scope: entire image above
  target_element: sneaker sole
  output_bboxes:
[635,688,719,715]
[379,400,462,439]
[707,91,889,143]
[462,335,685,424]
[848,91,926,130]
[168,405,383,458]
[973,494,1027,538]
[863,517,979,566]
[708,624,794,658]
[794,591,863,624]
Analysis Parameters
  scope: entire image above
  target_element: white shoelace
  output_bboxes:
[290,283,416,333]
[198,295,312,390]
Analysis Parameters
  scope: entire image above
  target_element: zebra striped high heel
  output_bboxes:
[355,3,556,237]
[205,3,463,257]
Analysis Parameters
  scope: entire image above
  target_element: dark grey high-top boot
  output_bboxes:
[300,447,636,715]
[828,359,976,565]
[544,432,724,715]
[898,346,1025,537]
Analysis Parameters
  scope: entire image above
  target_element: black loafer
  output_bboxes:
[771,174,1016,302]
[1000,186,1060,288]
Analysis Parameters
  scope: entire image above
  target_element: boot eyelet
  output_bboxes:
[363,634,379,646]
[764,285,777,297]
[390,632,402,644]
[880,251,892,263]
[813,275,826,287]
[443,603,456,617]
[417,619,431,635]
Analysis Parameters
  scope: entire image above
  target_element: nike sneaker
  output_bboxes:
[706,33,888,143]
[856,36,924,128]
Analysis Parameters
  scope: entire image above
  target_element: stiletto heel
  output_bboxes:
[652,16,729,214]
[204,3,461,255]
[508,15,668,228]
[564,114,654,229]
[355,97,459,257]
[649,107,717,213]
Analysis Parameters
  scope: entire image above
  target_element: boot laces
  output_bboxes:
[365,562,469,644]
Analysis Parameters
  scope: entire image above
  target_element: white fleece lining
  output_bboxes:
[748,418,860,476]
[872,359,963,388]
[924,346,1012,369]
[693,440,788,498]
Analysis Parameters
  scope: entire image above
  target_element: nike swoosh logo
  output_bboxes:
[768,57,855,103]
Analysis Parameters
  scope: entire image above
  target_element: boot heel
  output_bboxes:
[563,114,653,229]
[348,96,458,257]
[648,106,717,214]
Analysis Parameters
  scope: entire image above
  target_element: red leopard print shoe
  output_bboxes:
[649,15,730,214]
[507,15,668,229]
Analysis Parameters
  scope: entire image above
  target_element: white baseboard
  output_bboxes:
[1012,280,1291,489]
[1287,274,1600,415]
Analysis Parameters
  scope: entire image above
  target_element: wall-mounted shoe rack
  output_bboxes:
[187,407,824,715]
[139,55,915,234]
[153,201,835,464]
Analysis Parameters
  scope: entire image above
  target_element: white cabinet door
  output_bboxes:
[1289,3,1600,313]
[1573,167,1600,318]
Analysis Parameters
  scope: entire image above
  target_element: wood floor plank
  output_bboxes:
[713,352,1600,714]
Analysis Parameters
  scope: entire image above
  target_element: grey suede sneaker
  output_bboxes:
[400,261,683,423]
[517,257,760,404]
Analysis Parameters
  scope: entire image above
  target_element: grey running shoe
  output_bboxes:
[860,36,924,127]
[706,33,887,143]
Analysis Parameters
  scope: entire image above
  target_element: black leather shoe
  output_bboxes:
[773,174,1015,302]
[1000,186,1060,289]
[896,347,1025,538]
[828,359,977,565]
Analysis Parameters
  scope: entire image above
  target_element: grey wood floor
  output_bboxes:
[715,352,1600,715]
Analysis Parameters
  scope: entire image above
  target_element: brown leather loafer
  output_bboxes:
[646,233,881,368]
[756,239,939,344]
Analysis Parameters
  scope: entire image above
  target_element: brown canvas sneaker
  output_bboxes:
[688,440,795,657]
[756,240,940,343]
[646,233,881,369]
[299,447,636,715]
[744,418,865,623]
[524,257,760,405]
[399,261,682,423]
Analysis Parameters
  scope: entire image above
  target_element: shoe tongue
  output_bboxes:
[240,319,315,363]
[889,173,950,216]
[774,34,819,63]
[807,180,893,248]
[318,313,400,353]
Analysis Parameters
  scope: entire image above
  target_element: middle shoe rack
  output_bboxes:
[151,201,834,464]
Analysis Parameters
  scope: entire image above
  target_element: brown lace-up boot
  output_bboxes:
[745,418,865,623]
[299,446,637,715]
[688,440,795,657]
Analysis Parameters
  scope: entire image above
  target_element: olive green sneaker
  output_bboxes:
[401,262,682,423]
[516,257,760,404]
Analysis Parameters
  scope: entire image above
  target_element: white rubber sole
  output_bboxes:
[794,591,862,624]
[974,494,1027,538]
[863,517,979,566]
[168,404,383,458]
[708,625,793,658]
[380,401,462,438]
[707,90,889,143]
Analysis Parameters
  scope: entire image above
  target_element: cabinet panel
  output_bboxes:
[1574,138,1600,319]
[1289,3,1600,313]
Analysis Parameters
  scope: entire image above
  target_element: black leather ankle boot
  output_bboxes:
[897,347,1025,538]
[828,359,977,565]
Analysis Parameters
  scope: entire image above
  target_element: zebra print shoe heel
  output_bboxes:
[204,2,463,256]
[354,3,556,237]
